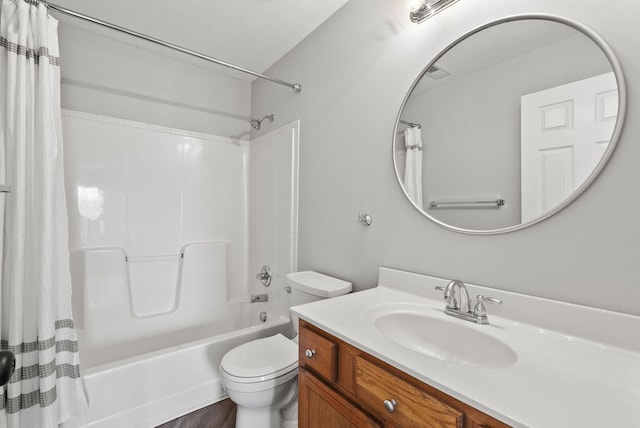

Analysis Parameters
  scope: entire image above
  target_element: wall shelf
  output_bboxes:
[0,185,11,193]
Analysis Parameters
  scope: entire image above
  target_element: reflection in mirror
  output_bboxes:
[394,16,625,233]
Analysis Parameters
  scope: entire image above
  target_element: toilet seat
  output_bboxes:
[220,333,298,383]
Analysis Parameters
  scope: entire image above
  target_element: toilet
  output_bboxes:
[220,271,352,428]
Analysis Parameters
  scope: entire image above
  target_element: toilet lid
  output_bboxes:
[220,333,298,380]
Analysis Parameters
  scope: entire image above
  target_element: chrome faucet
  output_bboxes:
[443,279,471,313]
[436,279,502,325]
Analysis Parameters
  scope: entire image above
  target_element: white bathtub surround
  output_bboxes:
[291,268,640,428]
[62,111,251,300]
[70,243,234,367]
[62,112,254,366]
[127,253,183,317]
[248,120,300,317]
[0,1,88,425]
[60,112,299,426]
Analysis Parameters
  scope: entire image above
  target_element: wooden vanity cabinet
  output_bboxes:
[298,320,511,428]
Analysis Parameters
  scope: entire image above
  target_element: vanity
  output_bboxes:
[291,268,640,427]
[298,320,508,428]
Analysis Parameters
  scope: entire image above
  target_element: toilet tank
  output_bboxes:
[286,271,352,337]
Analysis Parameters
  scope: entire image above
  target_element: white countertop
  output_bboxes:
[290,268,640,428]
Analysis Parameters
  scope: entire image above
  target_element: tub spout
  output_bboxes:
[250,293,268,303]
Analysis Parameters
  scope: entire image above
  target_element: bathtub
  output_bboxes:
[62,243,292,427]
[62,305,290,428]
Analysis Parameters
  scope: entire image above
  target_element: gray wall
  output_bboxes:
[58,22,251,139]
[251,0,640,315]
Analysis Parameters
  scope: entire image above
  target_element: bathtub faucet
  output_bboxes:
[250,293,268,303]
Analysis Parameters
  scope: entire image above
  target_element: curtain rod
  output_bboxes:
[47,2,303,93]
[400,119,421,128]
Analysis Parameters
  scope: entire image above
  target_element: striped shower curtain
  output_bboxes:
[0,0,87,426]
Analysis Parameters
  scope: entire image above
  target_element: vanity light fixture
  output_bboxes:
[407,0,459,23]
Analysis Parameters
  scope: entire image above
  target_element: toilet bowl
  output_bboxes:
[221,334,298,428]
[220,271,352,428]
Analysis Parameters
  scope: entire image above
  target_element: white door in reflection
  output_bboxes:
[520,72,618,223]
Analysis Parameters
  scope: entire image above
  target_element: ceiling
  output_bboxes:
[49,0,351,80]
[412,19,579,94]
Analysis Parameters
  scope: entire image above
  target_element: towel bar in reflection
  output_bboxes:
[429,198,505,208]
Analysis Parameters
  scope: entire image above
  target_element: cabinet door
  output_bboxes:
[299,369,381,428]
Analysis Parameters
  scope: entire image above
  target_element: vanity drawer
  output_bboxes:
[354,355,463,428]
[299,324,338,382]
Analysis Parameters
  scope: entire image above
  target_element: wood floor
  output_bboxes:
[156,399,237,428]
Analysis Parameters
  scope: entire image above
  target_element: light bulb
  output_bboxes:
[405,0,427,12]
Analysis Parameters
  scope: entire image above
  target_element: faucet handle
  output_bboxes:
[476,295,502,305]
[435,285,457,309]
[473,294,502,320]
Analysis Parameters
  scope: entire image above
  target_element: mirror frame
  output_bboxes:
[392,13,627,235]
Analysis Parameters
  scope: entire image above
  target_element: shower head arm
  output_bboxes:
[250,114,275,130]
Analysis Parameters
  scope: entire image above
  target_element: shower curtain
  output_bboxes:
[403,126,423,209]
[0,0,87,426]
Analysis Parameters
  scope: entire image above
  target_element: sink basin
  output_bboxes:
[373,311,517,368]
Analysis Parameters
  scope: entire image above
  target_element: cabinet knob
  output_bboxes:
[383,399,397,413]
[305,349,316,358]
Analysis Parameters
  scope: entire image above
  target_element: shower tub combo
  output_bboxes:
[60,112,299,427]
[62,244,291,428]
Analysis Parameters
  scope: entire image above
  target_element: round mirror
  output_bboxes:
[393,15,626,234]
